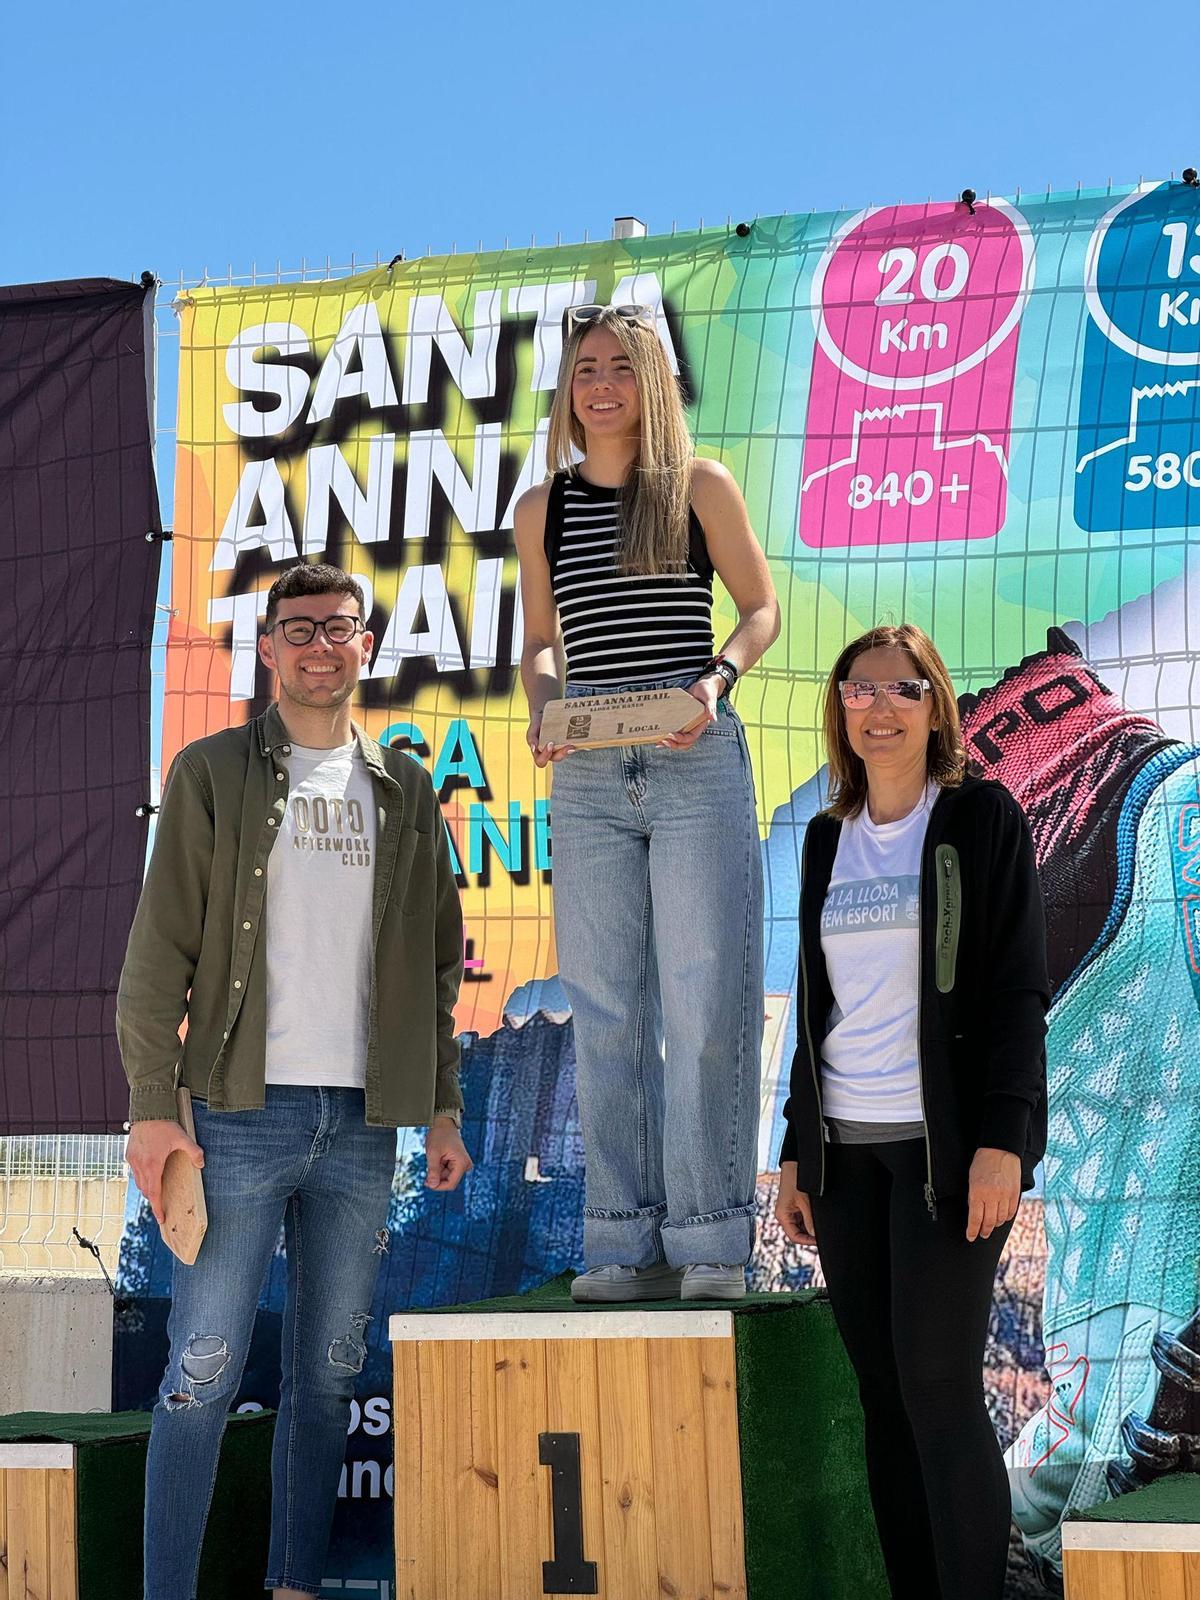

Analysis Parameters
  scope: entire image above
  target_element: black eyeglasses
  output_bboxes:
[269,615,364,647]
[838,679,932,710]
[567,303,656,327]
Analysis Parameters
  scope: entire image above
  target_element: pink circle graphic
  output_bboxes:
[812,200,1034,390]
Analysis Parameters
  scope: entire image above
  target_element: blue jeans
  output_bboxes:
[143,1087,395,1600]
[550,677,765,1268]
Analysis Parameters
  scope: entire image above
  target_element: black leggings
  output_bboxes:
[810,1138,1012,1600]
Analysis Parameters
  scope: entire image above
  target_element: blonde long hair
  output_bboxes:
[822,624,967,819]
[545,307,694,577]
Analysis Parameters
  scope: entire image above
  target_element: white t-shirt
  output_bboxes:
[818,781,938,1122]
[265,741,376,1088]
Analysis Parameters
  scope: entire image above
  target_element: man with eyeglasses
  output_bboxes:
[117,561,470,1600]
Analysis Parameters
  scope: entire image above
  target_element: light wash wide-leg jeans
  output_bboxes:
[550,680,765,1269]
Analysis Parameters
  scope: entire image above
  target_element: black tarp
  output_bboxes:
[0,276,161,1132]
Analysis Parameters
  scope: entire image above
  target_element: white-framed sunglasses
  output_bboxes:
[567,303,656,327]
[838,678,932,710]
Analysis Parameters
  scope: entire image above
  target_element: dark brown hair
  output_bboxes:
[821,624,966,819]
[264,563,365,629]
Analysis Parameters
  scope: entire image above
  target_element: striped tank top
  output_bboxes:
[544,470,715,687]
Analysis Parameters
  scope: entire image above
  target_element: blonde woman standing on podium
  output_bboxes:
[514,303,779,1302]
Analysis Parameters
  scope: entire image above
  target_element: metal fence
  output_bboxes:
[0,1134,128,1276]
[0,237,586,1275]
[0,190,1164,1274]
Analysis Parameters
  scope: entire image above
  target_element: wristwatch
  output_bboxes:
[702,655,739,695]
[433,1106,463,1129]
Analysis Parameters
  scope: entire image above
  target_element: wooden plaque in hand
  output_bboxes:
[539,688,706,749]
[159,1087,207,1265]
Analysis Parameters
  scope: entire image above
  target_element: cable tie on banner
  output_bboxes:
[386,253,404,271]
[135,803,160,819]
[1184,168,1200,188]
[960,188,977,215]
[145,530,173,543]
[73,1229,116,1297]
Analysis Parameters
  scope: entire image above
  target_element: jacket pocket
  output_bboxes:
[934,843,962,994]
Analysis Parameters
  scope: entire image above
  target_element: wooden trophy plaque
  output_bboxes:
[159,1087,207,1265]
[539,688,705,750]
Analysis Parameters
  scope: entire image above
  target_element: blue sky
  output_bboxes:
[2,0,1197,287]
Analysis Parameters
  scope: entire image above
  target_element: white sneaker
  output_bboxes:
[680,1264,747,1301]
[569,1263,684,1303]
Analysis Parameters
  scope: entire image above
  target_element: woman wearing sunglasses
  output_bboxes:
[514,303,779,1302]
[774,623,1048,1599]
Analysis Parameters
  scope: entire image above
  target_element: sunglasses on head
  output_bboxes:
[838,679,932,710]
[567,303,656,327]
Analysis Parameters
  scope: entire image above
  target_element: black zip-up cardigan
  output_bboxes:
[779,776,1050,1206]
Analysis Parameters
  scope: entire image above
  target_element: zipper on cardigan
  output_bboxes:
[798,829,826,1198]
[934,845,963,994]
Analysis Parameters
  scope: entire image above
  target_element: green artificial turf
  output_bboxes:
[0,1410,158,1444]
[0,1409,273,1599]
[425,1274,888,1598]
[1068,1473,1200,1524]
[421,1269,816,1316]
[734,1296,887,1600]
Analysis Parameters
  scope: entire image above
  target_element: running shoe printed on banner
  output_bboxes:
[961,632,1200,1579]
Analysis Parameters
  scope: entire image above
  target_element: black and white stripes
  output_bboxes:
[545,472,715,686]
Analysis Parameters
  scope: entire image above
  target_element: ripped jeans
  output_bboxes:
[143,1087,395,1600]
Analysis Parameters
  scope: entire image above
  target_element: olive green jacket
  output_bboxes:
[116,705,463,1127]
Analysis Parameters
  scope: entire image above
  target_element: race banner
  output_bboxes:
[119,185,1200,1594]
[0,277,161,1134]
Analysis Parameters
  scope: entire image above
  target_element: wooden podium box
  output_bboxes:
[1063,1474,1200,1600]
[0,1410,273,1600]
[390,1280,885,1600]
